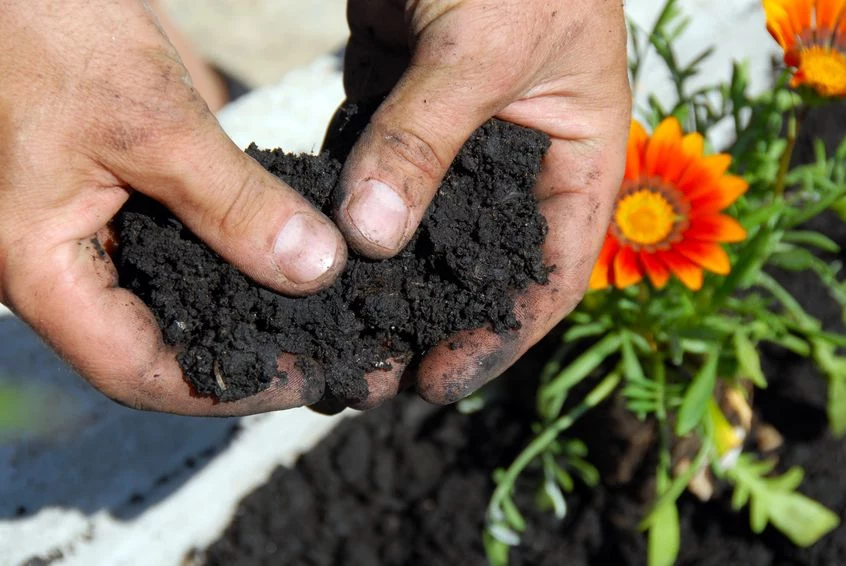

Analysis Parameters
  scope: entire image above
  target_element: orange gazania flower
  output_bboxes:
[764,0,846,97]
[589,118,748,291]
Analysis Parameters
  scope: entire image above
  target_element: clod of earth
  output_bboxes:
[115,103,552,406]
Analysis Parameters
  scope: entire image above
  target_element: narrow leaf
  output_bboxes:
[483,531,511,566]
[648,502,681,566]
[501,496,527,533]
[676,347,720,435]
[828,376,846,437]
[734,332,767,388]
[782,230,840,253]
[542,334,622,401]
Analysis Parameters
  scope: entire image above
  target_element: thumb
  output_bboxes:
[104,118,347,295]
[335,36,515,258]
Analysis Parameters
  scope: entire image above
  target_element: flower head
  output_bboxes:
[764,0,846,97]
[589,118,747,291]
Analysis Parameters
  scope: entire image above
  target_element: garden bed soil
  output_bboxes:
[116,105,550,406]
[198,106,846,565]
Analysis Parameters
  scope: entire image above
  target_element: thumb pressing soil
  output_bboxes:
[115,102,552,406]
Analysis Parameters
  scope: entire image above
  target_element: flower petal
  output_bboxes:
[639,251,671,289]
[658,250,704,290]
[690,175,749,214]
[626,120,649,181]
[816,0,846,35]
[676,240,732,275]
[613,245,643,289]
[681,132,705,158]
[764,0,799,52]
[686,215,748,243]
[676,154,731,198]
[588,236,619,290]
[645,117,683,179]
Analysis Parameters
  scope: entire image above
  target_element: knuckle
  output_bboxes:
[210,168,268,239]
[374,123,447,185]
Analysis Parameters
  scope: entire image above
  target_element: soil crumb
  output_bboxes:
[116,110,551,405]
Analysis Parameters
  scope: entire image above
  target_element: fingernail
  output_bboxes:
[273,213,338,284]
[346,180,409,250]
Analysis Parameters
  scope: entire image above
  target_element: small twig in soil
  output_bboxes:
[213,360,228,392]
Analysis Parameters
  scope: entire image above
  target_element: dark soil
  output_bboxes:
[199,108,846,564]
[116,106,550,405]
[199,314,846,566]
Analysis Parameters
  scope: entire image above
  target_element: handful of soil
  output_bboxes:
[115,104,551,406]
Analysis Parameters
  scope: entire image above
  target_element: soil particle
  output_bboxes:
[116,106,551,405]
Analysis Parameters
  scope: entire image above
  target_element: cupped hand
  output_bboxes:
[0,0,347,415]
[336,0,631,408]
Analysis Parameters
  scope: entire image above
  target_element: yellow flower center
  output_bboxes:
[798,46,846,96]
[611,181,689,251]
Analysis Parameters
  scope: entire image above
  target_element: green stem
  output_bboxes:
[488,372,621,516]
[774,106,806,198]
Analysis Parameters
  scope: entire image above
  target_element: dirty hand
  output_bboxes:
[336,0,631,407]
[0,0,347,415]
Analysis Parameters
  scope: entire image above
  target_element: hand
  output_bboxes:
[0,0,347,415]
[336,0,631,407]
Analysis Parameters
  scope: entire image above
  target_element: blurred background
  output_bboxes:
[0,1,776,565]
[161,0,348,87]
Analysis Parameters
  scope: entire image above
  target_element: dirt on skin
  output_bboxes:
[115,106,551,405]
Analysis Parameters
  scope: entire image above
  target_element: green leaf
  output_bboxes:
[768,492,840,547]
[483,530,511,566]
[564,321,611,342]
[541,333,622,402]
[553,464,575,493]
[832,196,846,222]
[733,331,767,388]
[768,467,804,492]
[732,484,751,510]
[712,227,780,306]
[828,376,846,437]
[621,332,647,383]
[750,491,768,533]
[648,501,681,566]
[728,455,840,547]
[676,347,720,435]
[501,496,527,533]
[782,230,841,253]
[769,247,826,272]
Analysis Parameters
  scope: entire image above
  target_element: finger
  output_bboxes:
[2,237,323,416]
[416,136,625,404]
[96,106,346,296]
[335,18,521,259]
[349,357,408,411]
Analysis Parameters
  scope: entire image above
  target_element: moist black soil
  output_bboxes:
[200,108,846,564]
[116,108,550,405]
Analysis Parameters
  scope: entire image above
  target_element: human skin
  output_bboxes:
[0,0,630,415]
[335,0,631,408]
[0,0,348,415]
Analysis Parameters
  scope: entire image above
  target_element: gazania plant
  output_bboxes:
[482,1,846,565]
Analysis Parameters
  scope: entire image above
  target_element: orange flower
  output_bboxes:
[589,118,747,291]
[764,0,846,97]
